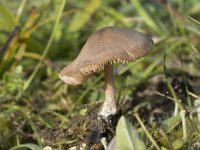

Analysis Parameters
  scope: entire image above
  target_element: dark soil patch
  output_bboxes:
[41,102,117,149]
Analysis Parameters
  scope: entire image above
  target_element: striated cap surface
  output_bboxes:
[59,26,154,85]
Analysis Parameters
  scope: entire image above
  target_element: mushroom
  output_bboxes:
[59,26,154,118]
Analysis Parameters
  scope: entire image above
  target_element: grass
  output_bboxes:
[0,0,200,149]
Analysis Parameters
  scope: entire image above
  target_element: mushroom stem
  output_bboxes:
[99,63,117,117]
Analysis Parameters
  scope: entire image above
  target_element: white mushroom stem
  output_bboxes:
[99,63,117,117]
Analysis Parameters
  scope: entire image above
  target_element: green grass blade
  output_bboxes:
[68,0,101,32]
[130,0,162,35]
[23,0,67,91]
[187,16,200,25]
[163,51,184,110]
[28,119,42,146]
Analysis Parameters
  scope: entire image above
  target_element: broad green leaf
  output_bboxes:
[68,0,101,32]
[0,1,17,31]
[116,116,146,150]
[10,143,42,150]
[172,139,184,149]
[161,115,181,133]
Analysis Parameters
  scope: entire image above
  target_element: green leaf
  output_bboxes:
[116,116,146,150]
[172,139,184,149]
[0,1,18,31]
[161,115,181,133]
[10,143,42,150]
[68,0,101,32]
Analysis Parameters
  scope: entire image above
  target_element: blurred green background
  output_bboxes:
[0,0,200,149]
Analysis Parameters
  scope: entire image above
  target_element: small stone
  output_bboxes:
[43,146,53,150]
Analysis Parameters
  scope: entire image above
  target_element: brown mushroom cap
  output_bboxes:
[59,26,154,85]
